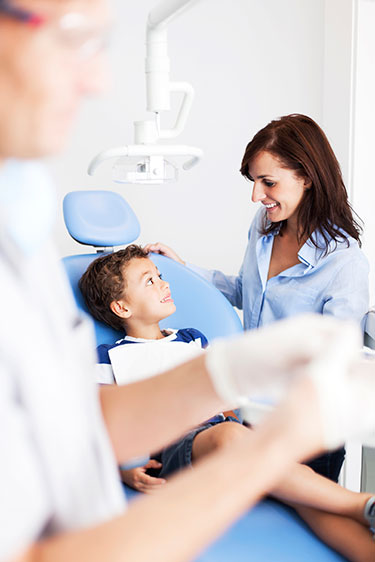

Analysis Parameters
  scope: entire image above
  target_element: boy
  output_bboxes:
[79,245,243,491]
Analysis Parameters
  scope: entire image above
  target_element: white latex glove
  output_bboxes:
[312,358,375,449]
[205,314,361,410]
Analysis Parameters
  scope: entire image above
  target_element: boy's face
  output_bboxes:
[116,258,176,326]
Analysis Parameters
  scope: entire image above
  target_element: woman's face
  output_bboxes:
[247,151,311,226]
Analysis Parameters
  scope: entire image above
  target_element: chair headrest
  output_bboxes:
[63,190,140,247]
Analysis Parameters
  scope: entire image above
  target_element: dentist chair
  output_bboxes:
[62,189,347,562]
[62,190,243,344]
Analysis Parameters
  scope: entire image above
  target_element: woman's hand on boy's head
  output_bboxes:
[144,242,186,266]
[120,460,166,494]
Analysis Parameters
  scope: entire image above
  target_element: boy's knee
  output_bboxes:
[192,421,247,462]
[209,421,246,450]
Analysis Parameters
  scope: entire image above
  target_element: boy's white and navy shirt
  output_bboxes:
[96,328,208,385]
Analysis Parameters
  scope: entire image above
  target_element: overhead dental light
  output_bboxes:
[88,0,204,185]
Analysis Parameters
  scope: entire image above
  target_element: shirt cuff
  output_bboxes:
[186,262,214,283]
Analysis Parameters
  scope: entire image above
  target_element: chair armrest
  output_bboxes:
[364,309,375,349]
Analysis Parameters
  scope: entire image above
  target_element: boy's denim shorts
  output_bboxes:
[305,447,345,482]
[151,414,241,478]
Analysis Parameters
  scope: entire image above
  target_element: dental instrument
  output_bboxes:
[88,0,204,185]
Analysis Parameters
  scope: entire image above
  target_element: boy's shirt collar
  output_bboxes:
[116,329,178,344]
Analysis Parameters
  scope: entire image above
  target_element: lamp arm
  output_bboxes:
[145,0,204,114]
[147,0,201,31]
[88,0,205,183]
[158,81,195,139]
[88,145,203,175]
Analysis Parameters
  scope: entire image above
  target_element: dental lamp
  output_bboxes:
[88,0,204,185]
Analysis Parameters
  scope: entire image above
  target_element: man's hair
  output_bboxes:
[240,114,362,254]
[79,245,149,331]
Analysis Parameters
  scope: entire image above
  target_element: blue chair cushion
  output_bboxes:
[63,190,140,247]
[122,485,346,562]
[196,498,346,561]
[62,254,124,346]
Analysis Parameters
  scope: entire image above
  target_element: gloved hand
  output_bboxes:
[313,358,375,449]
[205,314,361,411]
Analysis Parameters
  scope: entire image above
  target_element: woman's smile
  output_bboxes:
[263,201,279,212]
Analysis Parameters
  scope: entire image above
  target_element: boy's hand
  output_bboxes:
[120,460,166,494]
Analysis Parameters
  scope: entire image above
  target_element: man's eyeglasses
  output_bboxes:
[0,0,44,26]
[0,1,110,61]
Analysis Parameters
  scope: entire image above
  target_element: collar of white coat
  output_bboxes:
[0,159,56,257]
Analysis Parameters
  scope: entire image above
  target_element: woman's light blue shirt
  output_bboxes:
[189,208,369,331]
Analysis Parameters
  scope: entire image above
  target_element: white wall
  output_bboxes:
[352,0,375,304]
[322,0,357,191]
[50,0,325,275]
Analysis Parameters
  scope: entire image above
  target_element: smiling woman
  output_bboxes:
[240,114,362,252]
[145,113,370,482]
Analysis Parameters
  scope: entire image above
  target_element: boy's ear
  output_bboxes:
[110,300,132,320]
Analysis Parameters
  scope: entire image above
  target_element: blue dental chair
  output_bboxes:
[62,190,243,345]
[62,190,347,562]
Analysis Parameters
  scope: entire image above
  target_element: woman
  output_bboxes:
[146,114,370,482]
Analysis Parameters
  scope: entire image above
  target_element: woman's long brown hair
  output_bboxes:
[240,114,362,253]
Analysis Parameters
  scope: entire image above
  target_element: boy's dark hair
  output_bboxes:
[79,245,149,331]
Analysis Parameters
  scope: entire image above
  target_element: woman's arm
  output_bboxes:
[144,242,186,265]
[322,256,369,326]
[144,242,244,309]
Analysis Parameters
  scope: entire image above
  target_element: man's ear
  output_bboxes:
[110,300,131,319]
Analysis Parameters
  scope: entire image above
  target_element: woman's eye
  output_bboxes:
[264,180,275,188]
[158,273,163,280]
[146,278,153,285]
